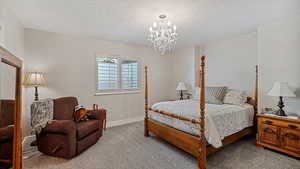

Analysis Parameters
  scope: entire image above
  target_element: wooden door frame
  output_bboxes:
[0,46,22,169]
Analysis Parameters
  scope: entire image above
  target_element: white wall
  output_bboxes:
[258,16,300,116]
[23,29,173,136]
[203,32,258,94]
[171,32,258,98]
[169,46,197,99]
[0,0,24,58]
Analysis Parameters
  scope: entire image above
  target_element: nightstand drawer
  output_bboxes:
[259,123,280,146]
[260,118,276,125]
[281,128,300,153]
[260,117,300,130]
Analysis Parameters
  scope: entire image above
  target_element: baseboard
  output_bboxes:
[107,116,144,128]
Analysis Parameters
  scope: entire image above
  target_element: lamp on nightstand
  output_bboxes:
[268,82,296,116]
[23,72,47,101]
[176,82,187,100]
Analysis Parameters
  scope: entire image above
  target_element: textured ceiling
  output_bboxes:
[7,0,300,47]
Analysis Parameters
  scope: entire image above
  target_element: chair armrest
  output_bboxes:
[0,126,14,140]
[87,109,107,130]
[42,120,76,135]
[87,109,106,120]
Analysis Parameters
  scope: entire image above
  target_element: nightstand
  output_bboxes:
[257,114,300,158]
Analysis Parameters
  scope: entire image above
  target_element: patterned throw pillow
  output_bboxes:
[223,89,247,105]
[194,86,227,105]
[206,87,227,104]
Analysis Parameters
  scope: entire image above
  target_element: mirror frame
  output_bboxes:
[0,46,22,169]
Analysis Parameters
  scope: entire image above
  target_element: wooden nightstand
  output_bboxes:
[257,114,300,158]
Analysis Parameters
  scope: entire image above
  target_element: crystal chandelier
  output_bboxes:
[148,14,178,55]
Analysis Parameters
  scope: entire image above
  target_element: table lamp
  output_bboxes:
[23,72,47,101]
[176,82,187,100]
[268,82,296,116]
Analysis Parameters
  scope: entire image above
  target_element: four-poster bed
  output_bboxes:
[144,56,259,169]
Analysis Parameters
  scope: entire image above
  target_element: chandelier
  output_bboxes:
[148,14,178,55]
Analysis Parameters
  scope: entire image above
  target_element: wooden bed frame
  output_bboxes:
[144,56,259,169]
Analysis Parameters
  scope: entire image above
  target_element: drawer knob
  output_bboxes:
[288,125,298,129]
[264,120,273,125]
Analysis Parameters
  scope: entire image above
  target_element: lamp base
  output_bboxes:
[275,109,287,116]
[275,96,286,116]
[179,90,184,100]
[34,86,39,101]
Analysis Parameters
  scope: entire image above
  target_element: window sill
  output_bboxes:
[95,90,141,96]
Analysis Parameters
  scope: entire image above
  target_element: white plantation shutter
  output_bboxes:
[96,56,139,92]
[121,61,138,89]
[97,57,118,90]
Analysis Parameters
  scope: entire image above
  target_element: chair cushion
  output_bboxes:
[43,120,76,135]
[76,120,99,140]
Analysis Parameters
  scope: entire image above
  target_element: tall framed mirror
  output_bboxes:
[0,46,22,169]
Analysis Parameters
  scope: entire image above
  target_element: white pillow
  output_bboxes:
[223,89,247,105]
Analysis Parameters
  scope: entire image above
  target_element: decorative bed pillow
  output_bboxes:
[194,86,227,105]
[223,89,247,105]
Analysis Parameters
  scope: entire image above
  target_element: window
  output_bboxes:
[97,57,118,90]
[96,57,139,92]
[121,60,138,89]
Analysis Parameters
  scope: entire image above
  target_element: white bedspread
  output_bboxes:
[149,100,254,148]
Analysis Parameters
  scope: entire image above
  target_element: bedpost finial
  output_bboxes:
[201,56,206,62]
[200,56,206,66]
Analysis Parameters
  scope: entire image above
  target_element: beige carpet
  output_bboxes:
[24,122,300,169]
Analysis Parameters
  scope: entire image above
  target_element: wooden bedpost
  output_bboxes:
[198,56,206,169]
[253,65,259,133]
[255,65,259,114]
[144,66,150,137]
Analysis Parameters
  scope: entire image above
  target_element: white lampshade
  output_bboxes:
[176,82,187,91]
[268,82,296,97]
[23,72,47,87]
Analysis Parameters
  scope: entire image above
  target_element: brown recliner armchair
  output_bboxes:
[36,97,106,158]
[0,100,15,168]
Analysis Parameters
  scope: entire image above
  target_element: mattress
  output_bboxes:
[149,100,254,148]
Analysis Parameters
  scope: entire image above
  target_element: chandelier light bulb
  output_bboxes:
[153,22,157,28]
[147,14,178,55]
[167,21,171,26]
